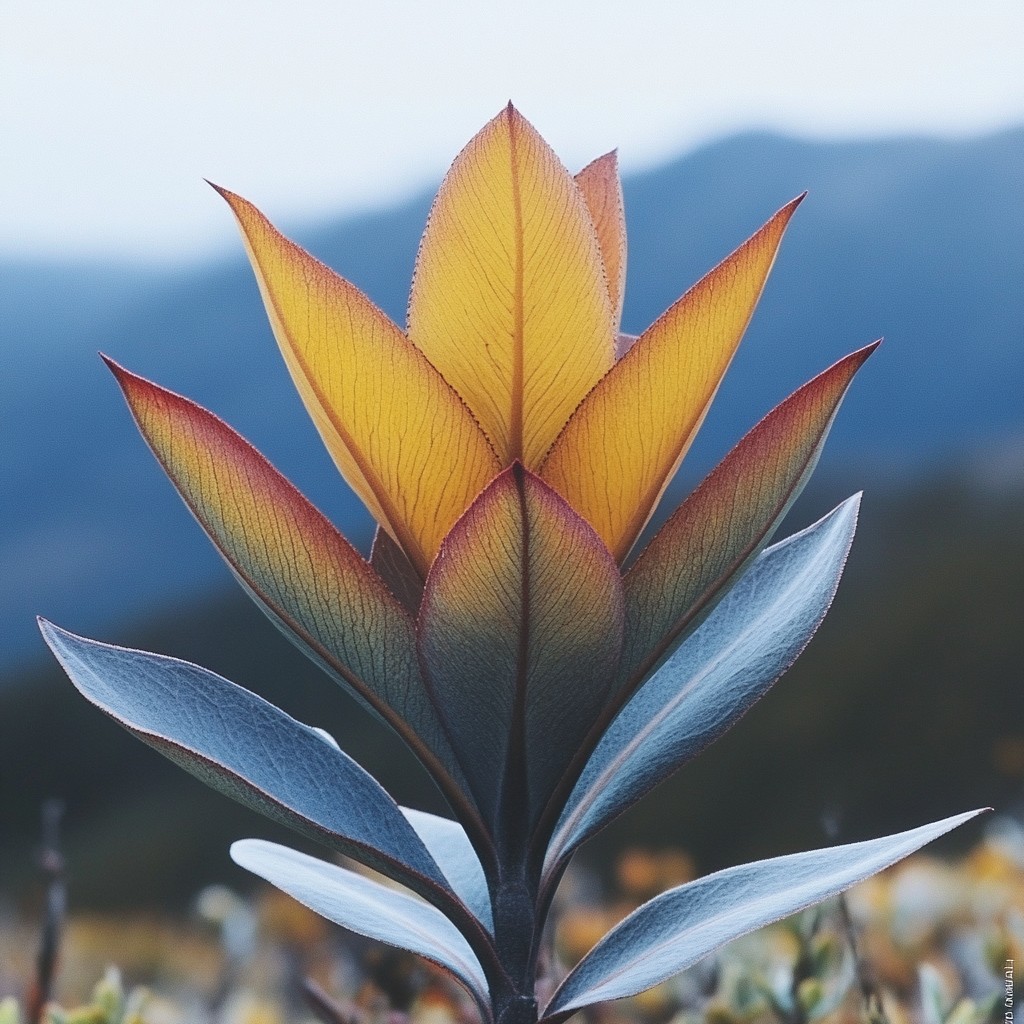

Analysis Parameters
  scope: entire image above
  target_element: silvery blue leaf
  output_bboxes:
[543,810,986,1019]
[39,621,450,902]
[232,839,491,1018]
[547,496,860,876]
[402,807,493,933]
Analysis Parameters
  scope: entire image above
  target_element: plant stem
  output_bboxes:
[27,800,66,1024]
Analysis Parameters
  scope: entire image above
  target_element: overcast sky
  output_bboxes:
[3,0,1022,260]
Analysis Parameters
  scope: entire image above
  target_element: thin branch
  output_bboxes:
[302,977,358,1024]
[27,800,66,1024]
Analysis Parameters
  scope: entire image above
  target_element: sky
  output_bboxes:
[3,0,1023,260]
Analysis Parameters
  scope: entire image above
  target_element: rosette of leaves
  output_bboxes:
[41,105,983,1024]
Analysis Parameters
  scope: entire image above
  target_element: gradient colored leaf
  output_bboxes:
[105,360,468,812]
[407,104,615,466]
[543,810,986,1020]
[402,808,493,933]
[546,496,860,877]
[232,840,492,1018]
[38,622,454,902]
[542,197,803,562]
[418,465,624,833]
[619,343,879,689]
[213,185,500,575]
[575,151,626,329]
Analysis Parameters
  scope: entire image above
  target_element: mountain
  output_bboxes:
[2,127,1022,671]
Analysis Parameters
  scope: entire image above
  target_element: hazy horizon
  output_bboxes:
[4,0,1023,260]
[3,120,1022,269]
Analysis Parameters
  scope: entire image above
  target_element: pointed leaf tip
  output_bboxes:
[215,183,499,576]
[543,196,802,562]
[544,809,986,1019]
[619,341,879,690]
[408,106,615,467]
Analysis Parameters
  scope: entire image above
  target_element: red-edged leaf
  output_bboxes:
[105,359,476,827]
[620,342,879,690]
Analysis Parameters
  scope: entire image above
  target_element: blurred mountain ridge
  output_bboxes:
[2,125,1022,672]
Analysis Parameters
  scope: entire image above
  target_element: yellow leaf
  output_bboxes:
[214,185,500,577]
[542,196,803,562]
[575,151,627,330]
[407,104,615,466]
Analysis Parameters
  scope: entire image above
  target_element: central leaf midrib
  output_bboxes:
[508,114,525,464]
[499,466,532,848]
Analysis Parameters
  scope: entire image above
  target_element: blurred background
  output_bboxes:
[1,0,1022,1014]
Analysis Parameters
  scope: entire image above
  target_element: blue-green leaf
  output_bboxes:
[543,810,986,1019]
[402,808,493,933]
[39,621,450,902]
[547,496,860,875]
[232,839,492,1018]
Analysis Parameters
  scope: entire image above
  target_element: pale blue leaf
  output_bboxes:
[232,839,491,1018]
[543,810,986,1019]
[39,620,450,901]
[402,808,493,933]
[547,496,860,876]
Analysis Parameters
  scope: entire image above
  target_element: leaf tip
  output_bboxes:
[229,837,263,868]
[499,100,534,136]
[99,357,164,414]
[775,192,806,230]
[586,149,619,172]
[36,618,82,673]
[824,492,863,543]
[205,178,232,202]
[37,617,80,651]
[937,807,991,836]
[207,181,259,226]
[843,339,883,375]
[100,352,133,388]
